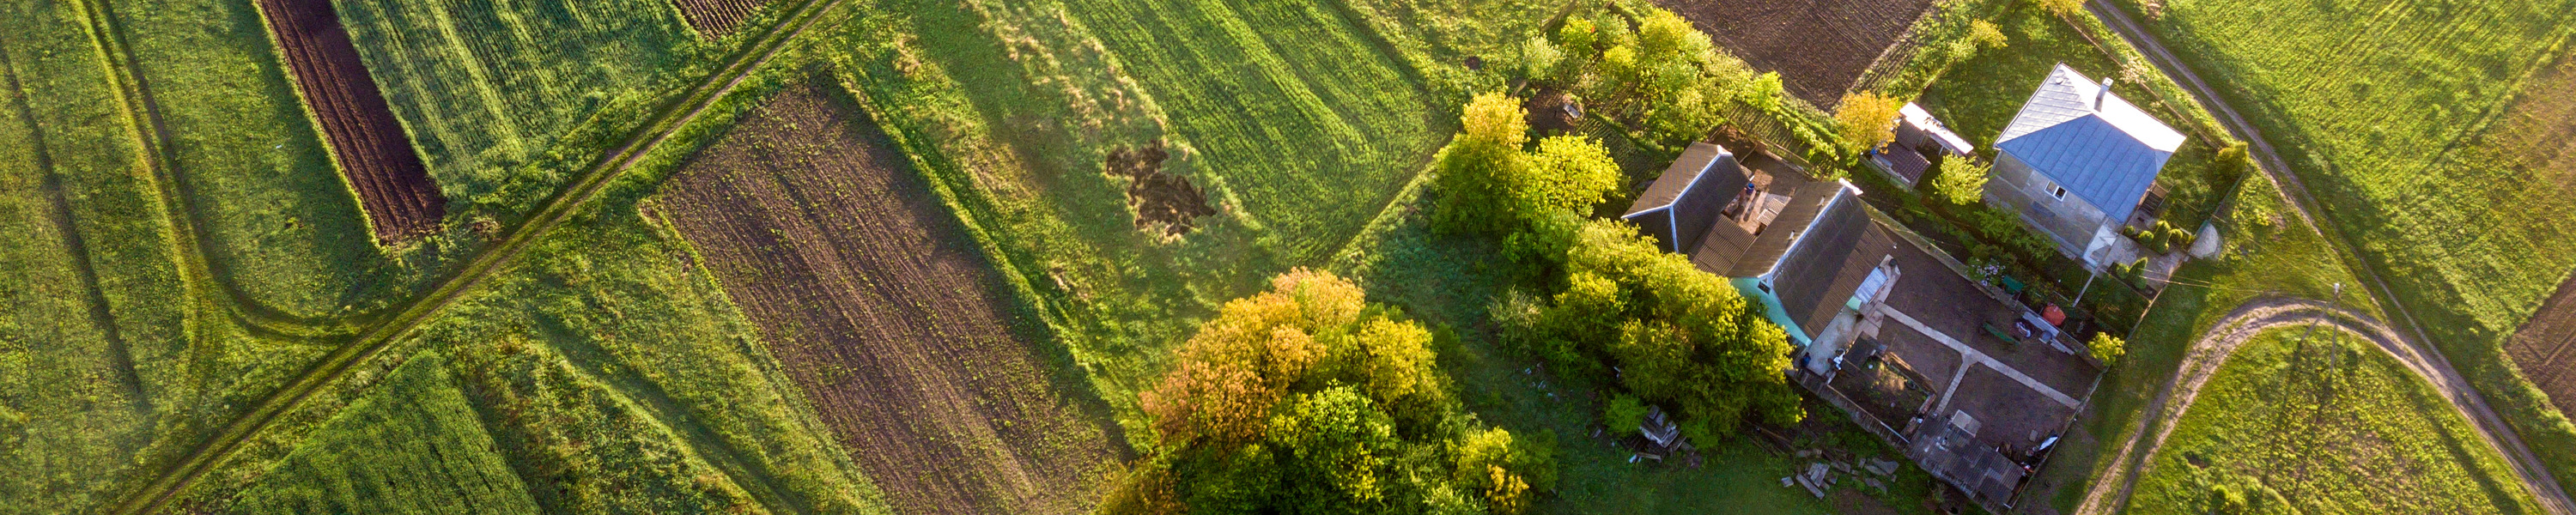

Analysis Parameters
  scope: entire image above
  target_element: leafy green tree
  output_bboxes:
[1555,18,1597,58]
[1970,20,2008,49]
[2036,0,2085,18]
[1518,136,1623,219]
[1141,269,1361,445]
[2088,332,2127,367]
[1929,157,1991,205]
[1518,37,1564,83]
[1268,386,1400,515]
[1433,93,1534,235]
[1540,220,1804,428]
[1602,394,1648,433]
[1451,427,1557,515]
[1834,92,1905,155]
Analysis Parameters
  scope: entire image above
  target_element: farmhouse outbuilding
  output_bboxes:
[1869,102,1974,188]
[1622,142,1899,354]
[1984,64,2186,266]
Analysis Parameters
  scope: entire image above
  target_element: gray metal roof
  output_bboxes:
[1996,64,2185,224]
[1625,142,1733,217]
[1725,181,1848,278]
[1771,203,1894,340]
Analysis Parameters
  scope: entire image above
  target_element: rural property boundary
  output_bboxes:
[95,0,851,512]
[2080,3,2575,512]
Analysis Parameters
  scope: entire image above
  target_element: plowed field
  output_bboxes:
[2510,276,2576,421]
[672,0,769,37]
[254,0,443,240]
[657,84,1124,515]
[1649,0,1940,106]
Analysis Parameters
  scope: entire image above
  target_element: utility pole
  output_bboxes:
[2295,283,2341,358]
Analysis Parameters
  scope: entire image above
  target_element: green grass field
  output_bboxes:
[2129,327,2543,513]
[110,0,420,319]
[0,8,161,507]
[0,0,353,508]
[2117,0,2576,490]
[221,352,542,514]
[335,0,720,212]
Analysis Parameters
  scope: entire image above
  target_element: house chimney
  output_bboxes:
[2096,78,2115,110]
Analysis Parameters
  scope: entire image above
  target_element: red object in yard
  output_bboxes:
[2042,306,2068,326]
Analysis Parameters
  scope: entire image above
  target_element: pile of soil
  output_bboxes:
[1105,142,1215,237]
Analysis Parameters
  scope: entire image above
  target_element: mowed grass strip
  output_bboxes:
[2130,327,2544,514]
[2123,0,2576,485]
[219,351,540,515]
[332,0,705,205]
[105,0,407,319]
[656,83,1123,515]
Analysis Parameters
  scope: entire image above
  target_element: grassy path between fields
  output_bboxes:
[2081,2,2576,513]
[94,0,850,512]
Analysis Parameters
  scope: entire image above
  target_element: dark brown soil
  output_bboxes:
[254,0,444,241]
[2507,275,2576,421]
[1104,142,1214,237]
[658,84,1124,515]
[1649,0,1941,107]
[1525,89,1582,136]
[671,0,771,38]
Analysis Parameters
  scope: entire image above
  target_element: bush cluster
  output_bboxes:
[1110,270,1558,515]
[1500,218,1805,437]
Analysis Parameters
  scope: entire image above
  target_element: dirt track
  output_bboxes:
[2074,298,2576,515]
[254,0,444,240]
[658,84,1122,515]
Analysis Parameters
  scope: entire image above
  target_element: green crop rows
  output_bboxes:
[334,0,714,211]
[2130,327,2543,513]
[220,352,542,514]
[2123,0,2576,489]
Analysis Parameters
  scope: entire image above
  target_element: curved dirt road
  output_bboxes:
[2075,298,2576,514]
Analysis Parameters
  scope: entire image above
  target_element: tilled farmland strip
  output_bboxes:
[100,0,850,512]
[660,85,1121,515]
[675,0,773,38]
[2511,276,2576,420]
[252,0,445,241]
[1654,0,1940,106]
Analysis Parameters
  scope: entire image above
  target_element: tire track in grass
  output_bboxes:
[66,0,366,342]
[0,42,153,416]
[100,0,848,512]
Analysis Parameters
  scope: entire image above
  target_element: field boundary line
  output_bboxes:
[2081,3,2576,512]
[99,0,849,511]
